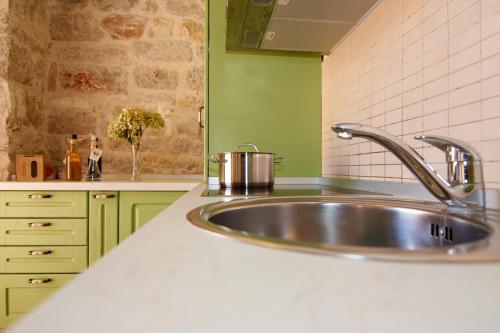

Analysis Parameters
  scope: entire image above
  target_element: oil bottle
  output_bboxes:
[65,134,82,181]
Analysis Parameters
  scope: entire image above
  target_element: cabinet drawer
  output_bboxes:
[0,219,87,246]
[0,191,87,218]
[0,274,76,328]
[0,246,87,273]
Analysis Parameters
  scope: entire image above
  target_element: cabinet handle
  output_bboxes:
[27,222,52,228]
[92,194,115,199]
[198,106,205,129]
[28,194,52,199]
[28,278,52,284]
[28,250,52,256]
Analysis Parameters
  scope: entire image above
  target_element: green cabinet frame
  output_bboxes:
[118,192,185,242]
[89,192,119,265]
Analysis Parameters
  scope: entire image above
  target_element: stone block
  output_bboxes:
[48,96,92,110]
[0,35,8,78]
[58,64,127,94]
[51,12,103,41]
[8,43,34,85]
[101,14,147,40]
[10,86,43,125]
[163,0,204,19]
[182,20,204,44]
[176,95,202,111]
[48,63,57,92]
[133,66,178,90]
[140,0,159,13]
[128,92,176,107]
[196,45,204,58]
[169,134,202,154]
[146,18,173,39]
[174,117,200,136]
[55,46,128,64]
[10,0,50,27]
[50,0,89,11]
[92,0,138,11]
[102,152,132,173]
[186,66,203,91]
[9,14,51,55]
[48,106,96,135]
[133,40,192,62]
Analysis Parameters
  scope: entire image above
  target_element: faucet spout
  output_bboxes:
[331,123,485,208]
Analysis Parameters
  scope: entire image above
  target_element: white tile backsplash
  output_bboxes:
[322,0,500,189]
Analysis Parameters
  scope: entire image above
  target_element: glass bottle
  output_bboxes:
[66,134,82,181]
[86,134,102,181]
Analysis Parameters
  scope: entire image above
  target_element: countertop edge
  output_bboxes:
[0,180,203,191]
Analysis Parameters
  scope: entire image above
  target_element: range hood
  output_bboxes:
[226,0,380,54]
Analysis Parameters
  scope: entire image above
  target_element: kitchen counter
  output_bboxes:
[0,175,203,191]
[10,184,500,333]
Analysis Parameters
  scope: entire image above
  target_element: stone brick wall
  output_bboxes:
[0,0,10,179]
[46,0,204,175]
[0,0,204,179]
[7,0,51,175]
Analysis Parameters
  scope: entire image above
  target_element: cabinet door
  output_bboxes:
[0,274,75,328]
[89,192,118,265]
[119,192,185,242]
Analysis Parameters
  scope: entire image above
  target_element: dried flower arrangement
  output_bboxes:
[107,108,165,180]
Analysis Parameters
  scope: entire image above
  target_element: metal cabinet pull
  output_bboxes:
[27,222,52,228]
[28,194,52,199]
[28,278,52,284]
[198,106,205,129]
[92,194,115,199]
[28,250,52,256]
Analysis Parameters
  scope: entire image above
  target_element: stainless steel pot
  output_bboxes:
[209,143,283,188]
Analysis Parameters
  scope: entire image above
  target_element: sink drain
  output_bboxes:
[431,224,453,242]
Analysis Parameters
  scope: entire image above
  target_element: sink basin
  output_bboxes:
[187,196,500,262]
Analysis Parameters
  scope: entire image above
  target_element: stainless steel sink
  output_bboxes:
[187,196,500,262]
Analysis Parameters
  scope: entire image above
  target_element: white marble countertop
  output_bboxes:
[0,175,203,191]
[10,184,500,333]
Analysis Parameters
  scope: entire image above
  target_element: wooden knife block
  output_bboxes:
[16,155,44,181]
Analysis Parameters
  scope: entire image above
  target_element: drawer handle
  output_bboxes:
[28,194,52,199]
[92,194,115,199]
[28,250,52,256]
[27,222,52,228]
[28,278,52,284]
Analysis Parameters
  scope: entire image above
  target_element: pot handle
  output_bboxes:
[236,143,259,152]
[208,155,226,163]
[275,157,284,164]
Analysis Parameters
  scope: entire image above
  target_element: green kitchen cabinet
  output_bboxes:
[89,192,119,265]
[0,190,88,328]
[0,189,186,327]
[0,274,76,327]
[119,192,186,242]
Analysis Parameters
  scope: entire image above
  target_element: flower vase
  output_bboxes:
[131,141,142,181]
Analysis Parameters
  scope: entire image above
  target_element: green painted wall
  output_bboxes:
[207,0,322,177]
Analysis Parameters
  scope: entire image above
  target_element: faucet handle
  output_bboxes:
[415,135,482,187]
[414,135,481,161]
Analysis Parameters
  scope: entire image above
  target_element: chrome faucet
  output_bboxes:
[331,123,485,209]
